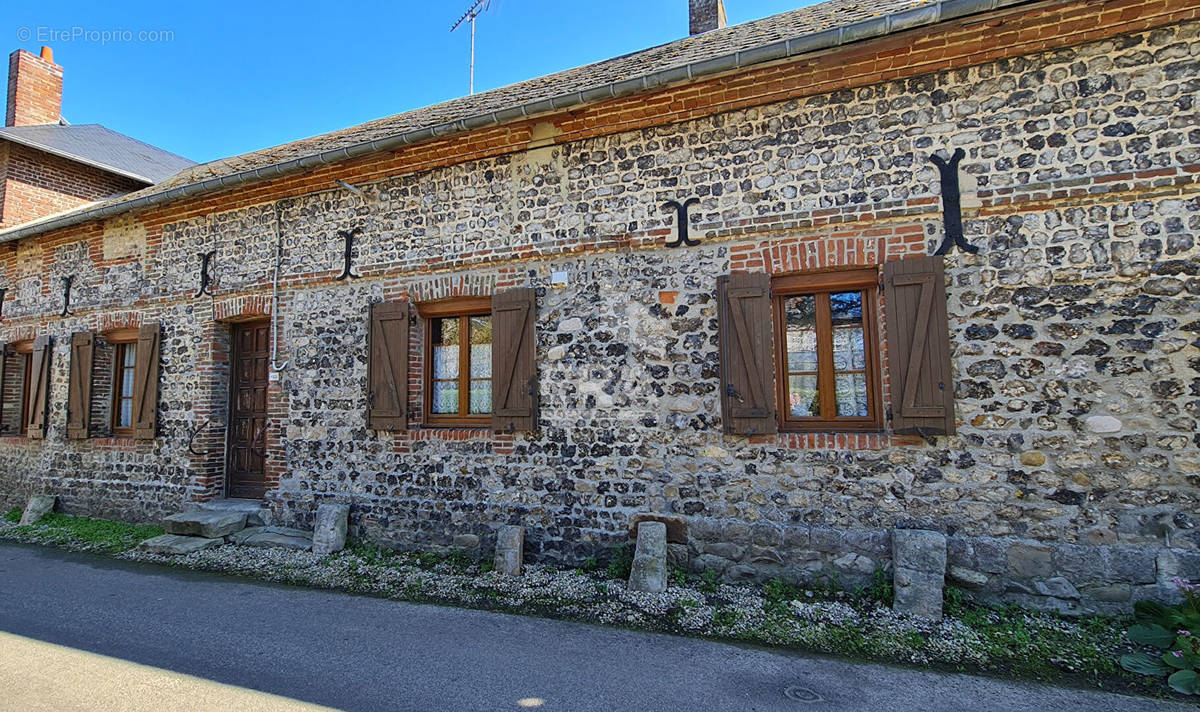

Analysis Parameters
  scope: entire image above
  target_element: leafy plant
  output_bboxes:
[606,543,633,579]
[581,556,599,573]
[764,577,803,614]
[699,568,719,594]
[944,586,967,617]
[864,567,893,605]
[1119,578,1200,694]
[669,568,687,586]
[3,507,20,523]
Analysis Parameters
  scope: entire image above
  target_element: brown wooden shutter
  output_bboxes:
[27,335,51,439]
[132,322,161,440]
[882,256,956,435]
[367,301,409,431]
[67,331,95,440]
[718,273,777,435]
[491,287,537,432]
[0,343,8,436]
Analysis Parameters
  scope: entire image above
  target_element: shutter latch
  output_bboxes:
[726,385,744,404]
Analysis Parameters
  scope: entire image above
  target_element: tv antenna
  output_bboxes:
[450,0,493,95]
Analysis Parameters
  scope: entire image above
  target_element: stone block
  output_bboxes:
[164,511,247,538]
[894,567,943,620]
[1104,547,1157,584]
[704,542,745,561]
[453,534,481,555]
[690,554,731,575]
[628,521,667,593]
[722,564,758,583]
[1052,543,1107,581]
[312,503,349,555]
[494,525,523,576]
[892,529,947,574]
[666,542,689,571]
[1082,584,1132,603]
[1034,576,1080,600]
[1007,543,1053,579]
[629,513,687,544]
[947,565,988,589]
[19,495,55,525]
[136,534,223,555]
[229,526,311,550]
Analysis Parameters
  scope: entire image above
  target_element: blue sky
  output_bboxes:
[6,1,816,165]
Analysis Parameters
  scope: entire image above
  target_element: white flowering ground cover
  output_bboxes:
[0,511,1173,700]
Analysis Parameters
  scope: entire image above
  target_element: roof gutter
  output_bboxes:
[0,0,1033,244]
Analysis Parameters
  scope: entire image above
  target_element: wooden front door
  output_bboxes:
[227,322,270,499]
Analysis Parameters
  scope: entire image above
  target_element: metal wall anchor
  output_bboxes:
[664,198,701,248]
[195,250,216,297]
[60,276,74,316]
[929,148,980,255]
[336,228,362,280]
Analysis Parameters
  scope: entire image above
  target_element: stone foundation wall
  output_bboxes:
[1,14,1198,613]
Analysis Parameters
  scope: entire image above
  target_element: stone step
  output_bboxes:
[136,534,224,555]
[229,526,312,551]
[196,498,271,527]
[163,511,247,538]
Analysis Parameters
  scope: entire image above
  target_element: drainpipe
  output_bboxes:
[270,200,289,372]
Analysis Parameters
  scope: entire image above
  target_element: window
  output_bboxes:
[772,269,882,431]
[422,297,492,424]
[111,340,137,435]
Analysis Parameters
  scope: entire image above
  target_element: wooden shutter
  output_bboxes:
[491,287,537,432]
[718,273,777,435]
[0,344,10,436]
[27,335,51,439]
[132,322,161,440]
[882,256,956,435]
[67,331,95,440]
[367,301,409,431]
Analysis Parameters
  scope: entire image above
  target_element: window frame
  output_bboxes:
[771,268,883,433]
[107,329,139,438]
[419,297,493,427]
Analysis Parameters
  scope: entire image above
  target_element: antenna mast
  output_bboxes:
[450,0,492,95]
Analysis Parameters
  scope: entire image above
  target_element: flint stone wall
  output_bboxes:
[1,19,1198,612]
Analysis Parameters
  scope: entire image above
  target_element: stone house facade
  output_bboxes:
[0,0,1198,614]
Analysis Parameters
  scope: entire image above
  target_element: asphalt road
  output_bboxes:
[0,542,1188,712]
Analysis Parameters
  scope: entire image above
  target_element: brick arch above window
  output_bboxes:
[213,294,272,322]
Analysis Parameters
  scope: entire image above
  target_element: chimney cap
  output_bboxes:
[39,46,53,63]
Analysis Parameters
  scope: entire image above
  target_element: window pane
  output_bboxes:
[835,373,870,417]
[784,295,818,372]
[788,374,819,418]
[432,381,458,414]
[119,398,133,428]
[120,349,137,399]
[122,343,137,370]
[431,318,460,381]
[830,292,866,371]
[469,379,491,414]
[469,316,492,379]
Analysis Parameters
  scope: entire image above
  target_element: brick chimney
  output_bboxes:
[6,47,63,127]
[689,0,727,35]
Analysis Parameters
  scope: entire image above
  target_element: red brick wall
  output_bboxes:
[0,142,145,228]
[6,49,62,127]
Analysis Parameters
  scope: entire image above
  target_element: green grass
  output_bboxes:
[9,513,163,553]
[3,507,20,523]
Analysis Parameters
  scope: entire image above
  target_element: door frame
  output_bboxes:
[224,319,271,500]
